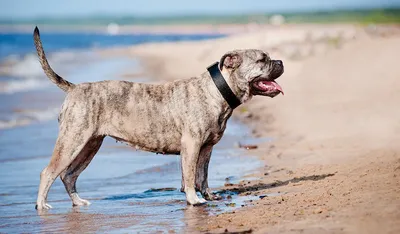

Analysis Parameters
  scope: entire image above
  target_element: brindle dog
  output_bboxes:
[33,26,284,209]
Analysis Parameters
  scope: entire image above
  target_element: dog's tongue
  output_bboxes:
[259,81,284,95]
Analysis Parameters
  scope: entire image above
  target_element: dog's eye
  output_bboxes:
[256,54,267,63]
[256,58,266,63]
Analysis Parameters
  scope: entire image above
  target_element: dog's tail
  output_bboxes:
[33,26,75,92]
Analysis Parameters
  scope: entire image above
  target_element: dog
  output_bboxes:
[33,26,284,210]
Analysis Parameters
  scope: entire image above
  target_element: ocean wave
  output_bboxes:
[4,53,43,78]
[0,51,82,79]
[0,107,59,130]
[0,50,91,94]
[0,78,49,94]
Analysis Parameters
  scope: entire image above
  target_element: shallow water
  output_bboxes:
[0,53,271,233]
[0,120,265,233]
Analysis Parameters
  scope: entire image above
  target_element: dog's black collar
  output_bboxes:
[207,62,241,109]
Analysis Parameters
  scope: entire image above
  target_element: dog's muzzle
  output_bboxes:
[270,60,284,79]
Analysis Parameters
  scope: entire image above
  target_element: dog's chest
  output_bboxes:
[208,118,230,144]
[209,132,224,145]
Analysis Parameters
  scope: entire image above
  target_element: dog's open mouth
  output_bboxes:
[252,80,284,97]
[251,61,284,97]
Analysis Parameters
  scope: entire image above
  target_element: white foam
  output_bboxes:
[0,78,49,94]
[0,107,60,130]
[0,50,88,94]
[24,107,60,122]
[0,118,32,129]
[1,54,20,65]
[1,50,86,78]
[7,53,44,78]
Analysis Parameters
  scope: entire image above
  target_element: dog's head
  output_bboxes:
[219,49,284,99]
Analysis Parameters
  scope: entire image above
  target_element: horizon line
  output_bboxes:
[2,6,400,21]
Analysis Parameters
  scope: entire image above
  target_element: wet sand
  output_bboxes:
[104,24,400,233]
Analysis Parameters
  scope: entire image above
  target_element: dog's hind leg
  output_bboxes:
[60,136,104,207]
[36,129,95,210]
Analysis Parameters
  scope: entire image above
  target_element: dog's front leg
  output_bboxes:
[180,134,206,205]
[195,145,222,200]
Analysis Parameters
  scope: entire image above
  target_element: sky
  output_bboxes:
[1,0,400,19]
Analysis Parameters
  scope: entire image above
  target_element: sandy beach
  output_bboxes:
[102,24,400,233]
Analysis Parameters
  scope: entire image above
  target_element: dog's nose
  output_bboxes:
[275,60,283,66]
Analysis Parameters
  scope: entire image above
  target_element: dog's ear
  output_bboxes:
[219,52,242,70]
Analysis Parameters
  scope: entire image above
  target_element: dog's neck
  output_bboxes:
[201,67,252,111]
[220,68,252,104]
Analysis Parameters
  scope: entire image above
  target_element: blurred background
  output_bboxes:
[0,0,399,233]
[1,0,399,128]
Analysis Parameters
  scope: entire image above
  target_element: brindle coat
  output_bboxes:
[33,27,284,209]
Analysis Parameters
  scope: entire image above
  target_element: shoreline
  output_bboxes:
[119,24,400,233]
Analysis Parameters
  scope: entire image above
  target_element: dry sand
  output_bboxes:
[103,24,400,233]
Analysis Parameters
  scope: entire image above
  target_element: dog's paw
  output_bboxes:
[189,198,207,206]
[71,193,91,206]
[207,193,222,201]
[35,203,52,210]
[199,198,207,203]
[186,190,207,206]
[202,188,222,201]
[72,199,91,207]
